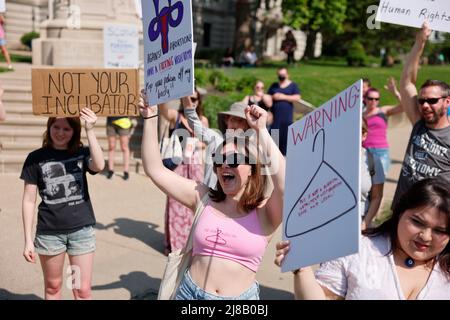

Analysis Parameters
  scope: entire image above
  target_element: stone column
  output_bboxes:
[33,0,141,66]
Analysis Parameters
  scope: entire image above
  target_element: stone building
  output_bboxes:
[4,0,315,66]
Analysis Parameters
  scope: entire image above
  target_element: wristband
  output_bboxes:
[142,114,158,120]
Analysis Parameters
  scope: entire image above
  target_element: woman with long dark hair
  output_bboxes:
[275,178,450,300]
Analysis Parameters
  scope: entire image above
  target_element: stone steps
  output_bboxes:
[0,139,142,153]
[4,2,47,50]
[0,63,145,173]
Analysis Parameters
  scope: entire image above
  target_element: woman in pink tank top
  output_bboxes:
[363,79,405,175]
[140,93,286,300]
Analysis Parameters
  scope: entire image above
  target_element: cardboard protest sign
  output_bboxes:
[376,0,450,33]
[142,0,194,105]
[281,80,362,272]
[104,24,139,68]
[32,68,140,117]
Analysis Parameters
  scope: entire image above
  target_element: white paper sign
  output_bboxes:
[142,0,194,105]
[375,0,450,33]
[281,80,362,272]
[0,1,5,13]
[104,24,139,68]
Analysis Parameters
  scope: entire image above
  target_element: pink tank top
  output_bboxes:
[362,112,389,149]
[193,203,268,272]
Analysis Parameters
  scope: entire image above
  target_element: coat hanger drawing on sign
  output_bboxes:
[285,129,357,238]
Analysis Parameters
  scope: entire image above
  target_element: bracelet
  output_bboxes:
[142,114,158,120]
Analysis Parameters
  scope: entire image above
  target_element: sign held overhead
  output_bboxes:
[375,0,450,33]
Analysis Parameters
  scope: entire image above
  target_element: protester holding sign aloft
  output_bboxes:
[392,22,450,209]
[158,88,208,255]
[275,177,450,300]
[140,92,285,300]
[20,108,104,300]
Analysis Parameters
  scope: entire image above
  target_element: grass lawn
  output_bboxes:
[218,62,450,107]
[200,59,450,128]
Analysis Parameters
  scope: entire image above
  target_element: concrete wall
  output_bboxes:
[4,0,48,50]
[32,0,141,66]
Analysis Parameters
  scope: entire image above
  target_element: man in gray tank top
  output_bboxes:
[393,22,450,208]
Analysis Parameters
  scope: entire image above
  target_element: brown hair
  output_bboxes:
[364,87,380,99]
[362,117,368,135]
[179,87,204,118]
[420,80,450,97]
[209,136,267,213]
[42,117,83,154]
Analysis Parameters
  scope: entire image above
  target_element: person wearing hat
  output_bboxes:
[217,101,251,134]
[183,99,252,191]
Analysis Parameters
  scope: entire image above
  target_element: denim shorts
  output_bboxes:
[34,226,96,256]
[366,147,390,175]
[175,269,260,300]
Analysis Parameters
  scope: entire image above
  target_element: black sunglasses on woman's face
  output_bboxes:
[212,152,251,168]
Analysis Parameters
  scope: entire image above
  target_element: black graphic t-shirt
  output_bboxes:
[392,120,450,208]
[20,147,97,234]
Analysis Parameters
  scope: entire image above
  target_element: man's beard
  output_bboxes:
[422,106,445,124]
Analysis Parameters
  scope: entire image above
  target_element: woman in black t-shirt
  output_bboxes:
[20,108,104,300]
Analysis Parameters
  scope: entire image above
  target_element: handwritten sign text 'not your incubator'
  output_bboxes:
[32,68,140,117]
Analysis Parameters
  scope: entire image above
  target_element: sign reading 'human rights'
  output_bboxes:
[376,0,450,33]
[32,68,140,117]
[142,0,194,105]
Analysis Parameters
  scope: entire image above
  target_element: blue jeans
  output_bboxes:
[175,270,260,300]
[366,147,390,175]
[34,226,96,256]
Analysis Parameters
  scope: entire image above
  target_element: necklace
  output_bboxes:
[404,257,415,268]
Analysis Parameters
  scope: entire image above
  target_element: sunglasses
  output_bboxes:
[366,97,380,101]
[190,97,198,103]
[212,152,253,168]
[417,96,446,105]
[255,86,264,89]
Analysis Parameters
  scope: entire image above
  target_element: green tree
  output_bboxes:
[282,0,347,59]
[323,0,415,62]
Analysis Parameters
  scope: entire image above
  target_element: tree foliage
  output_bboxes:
[323,0,416,58]
[282,0,347,34]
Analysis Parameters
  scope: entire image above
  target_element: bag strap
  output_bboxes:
[182,193,209,254]
[367,151,375,177]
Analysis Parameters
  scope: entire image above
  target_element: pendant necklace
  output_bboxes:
[404,257,415,268]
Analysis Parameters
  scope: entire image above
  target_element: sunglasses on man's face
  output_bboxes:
[417,96,446,105]
[212,152,252,168]
[366,97,380,101]
[190,96,198,103]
